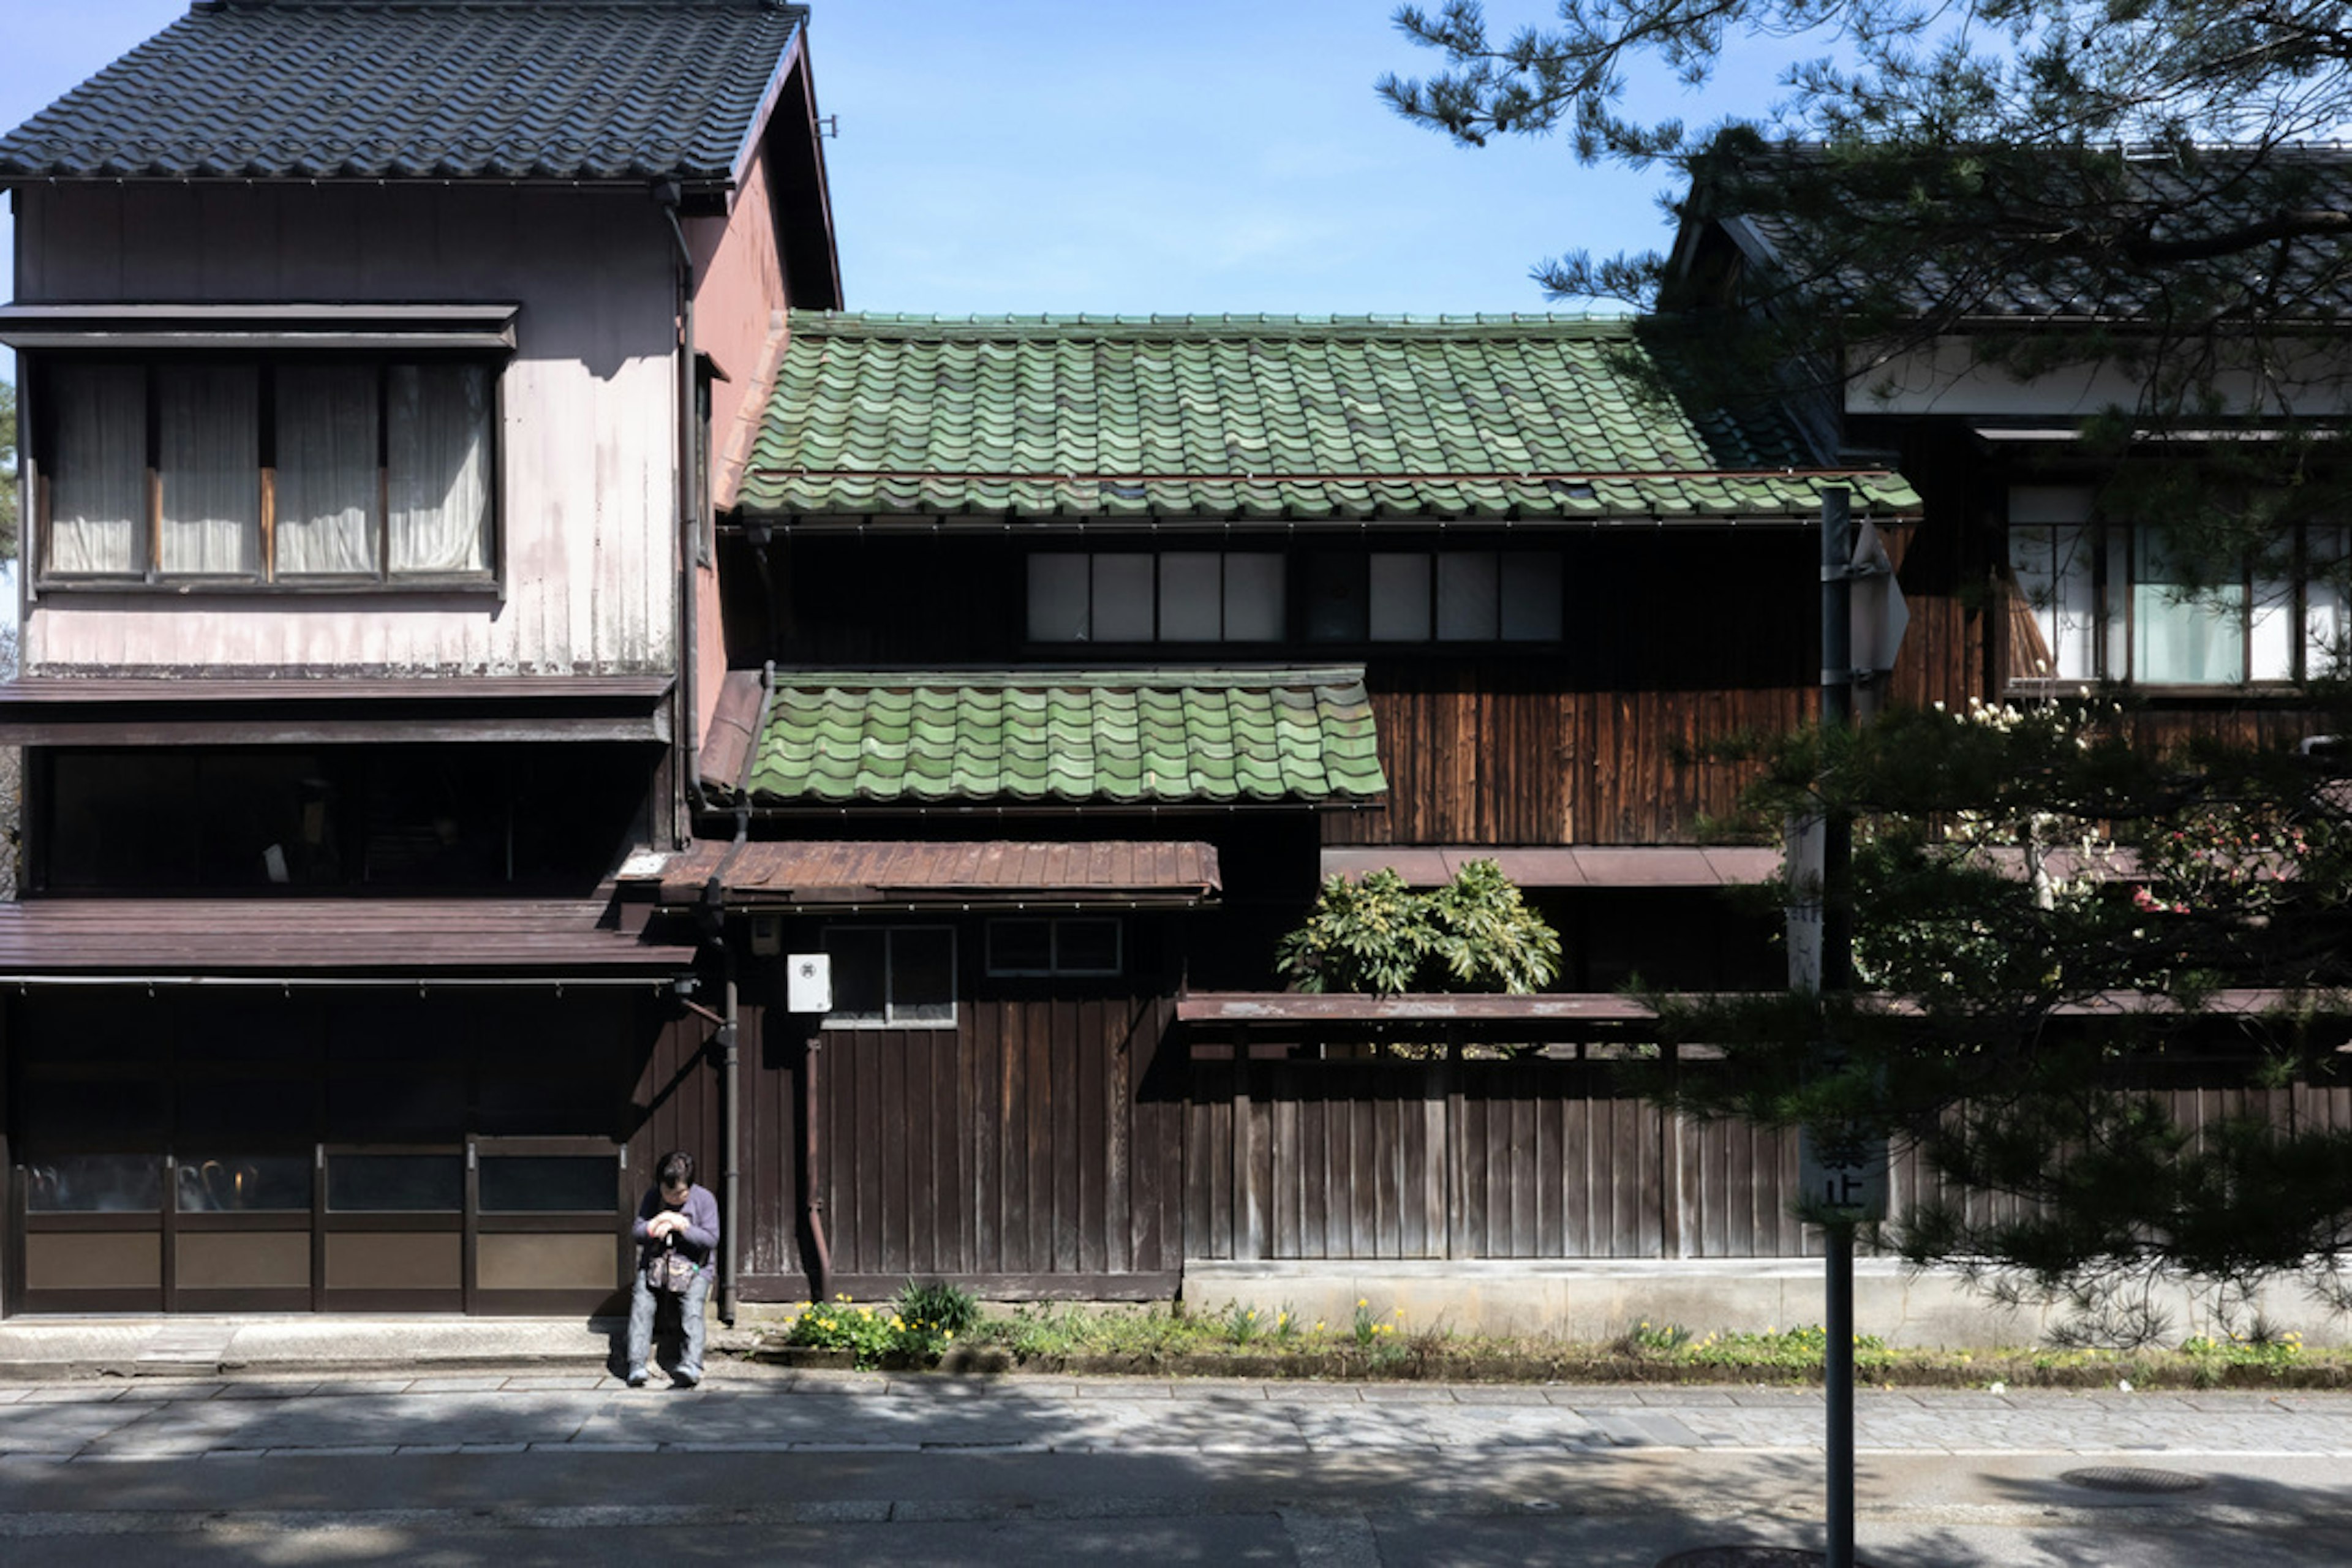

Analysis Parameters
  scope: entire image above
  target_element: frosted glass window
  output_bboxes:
[1436,551,1500,639]
[1224,554,1284,639]
[388,364,491,573]
[1500,552,1564,639]
[2250,567,2295,682]
[276,366,380,576]
[1091,555,1155,641]
[2008,524,2097,680]
[2135,530,2244,684]
[1369,553,1431,641]
[1158,552,1223,640]
[47,364,145,575]
[1028,554,1091,640]
[158,366,261,576]
[2307,527,2350,679]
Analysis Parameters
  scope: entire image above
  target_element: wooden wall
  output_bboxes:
[15,184,682,678]
[740,993,1183,1300]
[1183,1054,1809,1262]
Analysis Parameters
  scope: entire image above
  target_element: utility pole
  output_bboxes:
[1817,486,1858,1568]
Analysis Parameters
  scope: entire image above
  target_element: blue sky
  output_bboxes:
[0,0,1795,328]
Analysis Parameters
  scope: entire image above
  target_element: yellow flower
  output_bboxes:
[1357,1298,1368,1308]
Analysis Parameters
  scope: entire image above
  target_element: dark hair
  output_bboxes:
[656,1151,695,1189]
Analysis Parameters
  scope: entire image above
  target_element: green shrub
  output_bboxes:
[892,1278,982,1358]
[783,1297,899,1366]
[1275,861,1560,995]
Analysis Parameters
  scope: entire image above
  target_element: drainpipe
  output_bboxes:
[804,1025,832,1302]
[655,179,706,835]
[700,797,753,1325]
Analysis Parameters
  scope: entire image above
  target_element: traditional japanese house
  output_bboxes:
[667,312,1923,1302]
[0,0,842,1316]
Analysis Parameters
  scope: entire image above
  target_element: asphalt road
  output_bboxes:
[2,1369,2348,1565]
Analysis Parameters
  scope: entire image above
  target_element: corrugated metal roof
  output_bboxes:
[0,899,699,976]
[1320,846,1784,888]
[0,0,806,187]
[659,839,1222,908]
[715,668,1388,807]
[737,313,1921,524]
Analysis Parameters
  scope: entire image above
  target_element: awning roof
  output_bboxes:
[1179,988,2318,1030]
[0,676,673,746]
[707,667,1387,808]
[657,839,1221,910]
[0,898,698,979]
[1321,846,1782,888]
[0,303,519,352]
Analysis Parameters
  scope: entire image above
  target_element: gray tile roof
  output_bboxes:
[0,0,808,188]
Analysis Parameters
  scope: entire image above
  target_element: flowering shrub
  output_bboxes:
[783,1297,899,1366]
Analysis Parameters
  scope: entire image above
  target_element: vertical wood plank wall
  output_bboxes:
[765,996,1183,1298]
[742,1023,2352,1289]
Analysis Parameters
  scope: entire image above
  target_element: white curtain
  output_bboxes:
[158,366,261,575]
[47,364,145,575]
[388,364,491,573]
[2135,529,2245,684]
[276,366,379,576]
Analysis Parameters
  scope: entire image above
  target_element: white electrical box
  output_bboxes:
[749,911,783,956]
[785,952,832,1014]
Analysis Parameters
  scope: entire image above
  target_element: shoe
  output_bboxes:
[625,1366,649,1387]
[674,1368,701,1388]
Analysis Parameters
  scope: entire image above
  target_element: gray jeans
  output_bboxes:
[626,1263,709,1378]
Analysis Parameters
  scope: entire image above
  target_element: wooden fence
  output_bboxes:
[747,1028,2352,1294]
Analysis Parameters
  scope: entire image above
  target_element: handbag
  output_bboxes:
[648,1238,698,1293]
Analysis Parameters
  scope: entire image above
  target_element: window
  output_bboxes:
[985,917,1123,976]
[1028,551,1284,642]
[823,926,956,1027]
[1307,549,1563,643]
[36,357,496,586]
[2007,484,2320,687]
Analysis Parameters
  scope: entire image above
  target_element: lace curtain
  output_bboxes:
[275,365,379,576]
[47,364,145,575]
[158,366,260,575]
[388,364,491,574]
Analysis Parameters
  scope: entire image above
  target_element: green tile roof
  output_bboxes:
[736,314,1920,524]
[720,668,1388,807]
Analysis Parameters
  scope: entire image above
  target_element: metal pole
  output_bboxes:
[1819,486,1857,1568]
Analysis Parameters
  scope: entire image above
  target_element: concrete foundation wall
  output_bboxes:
[1181,1258,2352,1349]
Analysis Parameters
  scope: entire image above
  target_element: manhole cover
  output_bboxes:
[2060,1466,2208,1495]
[1657,1551,1879,1568]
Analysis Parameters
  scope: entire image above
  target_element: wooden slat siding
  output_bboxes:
[1323,680,1815,849]
[23,186,679,679]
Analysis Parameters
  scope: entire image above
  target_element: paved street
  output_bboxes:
[1,1367,2349,1564]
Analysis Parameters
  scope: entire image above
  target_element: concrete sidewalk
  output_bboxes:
[0,1315,763,1381]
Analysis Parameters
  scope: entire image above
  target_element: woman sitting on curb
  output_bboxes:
[625,1150,718,1387]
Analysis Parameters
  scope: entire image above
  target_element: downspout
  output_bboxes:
[655,179,706,835]
[697,663,772,1327]
[700,796,753,1326]
[804,1023,832,1302]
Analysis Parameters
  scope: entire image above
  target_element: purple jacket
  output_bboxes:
[632,1183,720,1277]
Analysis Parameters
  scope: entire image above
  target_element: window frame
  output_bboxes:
[820,924,959,1030]
[2003,484,2328,692]
[984,916,1124,978]
[1025,544,1567,648]
[1025,549,1287,645]
[24,349,507,595]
